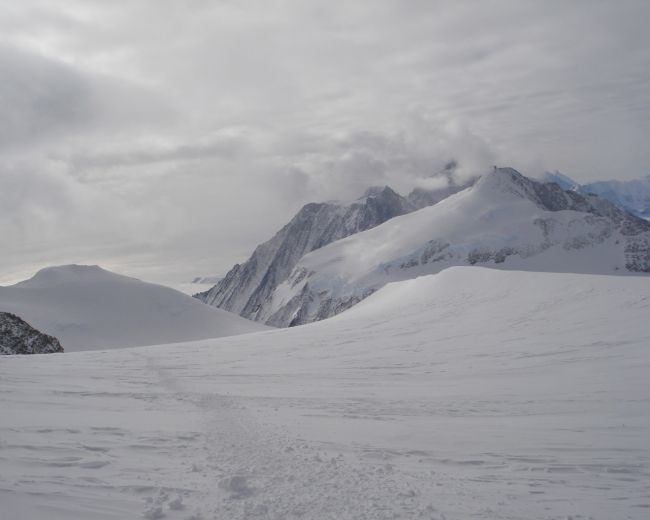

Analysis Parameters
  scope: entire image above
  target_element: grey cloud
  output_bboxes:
[67,135,248,172]
[0,45,94,149]
[0,43,176,157]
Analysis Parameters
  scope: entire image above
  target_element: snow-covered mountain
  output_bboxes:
[543,171,650,218]
[265,167,650,326]
[0,312,63,355]
[196,182,469,320]
[0,265,267,352]
[2,267,649,519]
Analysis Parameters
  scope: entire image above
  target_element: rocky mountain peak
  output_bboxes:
[474,167,537,199]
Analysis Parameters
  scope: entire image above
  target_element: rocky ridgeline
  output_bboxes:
[0,312,64,355]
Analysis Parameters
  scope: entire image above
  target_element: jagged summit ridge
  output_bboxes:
[482,168,649,233]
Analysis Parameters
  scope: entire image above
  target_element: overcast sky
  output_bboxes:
[2,0,649,284]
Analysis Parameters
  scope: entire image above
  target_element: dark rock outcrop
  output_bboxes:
[0,312,64,355]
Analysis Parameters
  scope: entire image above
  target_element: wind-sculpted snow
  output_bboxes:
[0,312,63,355]
[196,183,469,322]
[266,168,650,326]
[0,264,267,352]
[1,268,649,519]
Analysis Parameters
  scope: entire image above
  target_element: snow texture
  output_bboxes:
[0,265,267,352]
[1,267,649,519]
[266,168,650,326]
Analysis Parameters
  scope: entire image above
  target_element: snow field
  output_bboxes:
[1,267,649,519]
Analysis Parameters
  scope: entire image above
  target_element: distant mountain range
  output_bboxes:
[198,167,650,327]
[542,171,650,218]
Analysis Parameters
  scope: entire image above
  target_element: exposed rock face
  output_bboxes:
[196,183,466,321]
[406,162,476,209]
[406,184,470,210]
[0,312,63,355]
[264,168,650,327]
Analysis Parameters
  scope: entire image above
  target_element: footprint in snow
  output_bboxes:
[218,476,255,499]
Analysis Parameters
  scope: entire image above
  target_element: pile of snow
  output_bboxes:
[0,265,267,351]
[1,267,649,519]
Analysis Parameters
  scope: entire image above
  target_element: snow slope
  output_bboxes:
[1,267,649,519]
[0,265,266,351]
[265,167,650,326]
